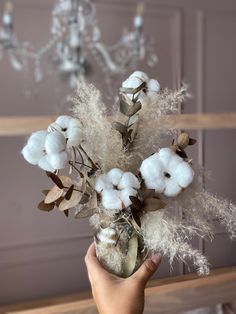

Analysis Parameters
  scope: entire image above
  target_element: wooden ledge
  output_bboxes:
[0,112,236,136]
[0,267,235,314]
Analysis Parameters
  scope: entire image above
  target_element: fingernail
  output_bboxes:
[150,255,162,265]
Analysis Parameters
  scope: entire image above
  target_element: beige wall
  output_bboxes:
[0,0,236,305]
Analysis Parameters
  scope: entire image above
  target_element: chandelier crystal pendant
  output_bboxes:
[0,0,158,90]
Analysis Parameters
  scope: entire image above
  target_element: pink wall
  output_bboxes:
[0,0,235,305]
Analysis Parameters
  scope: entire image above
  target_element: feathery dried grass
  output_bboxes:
[72,81,129,172]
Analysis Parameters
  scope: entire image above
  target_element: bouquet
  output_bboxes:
[22,71,236,277]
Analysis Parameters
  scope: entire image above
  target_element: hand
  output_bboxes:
[85,243,162,314]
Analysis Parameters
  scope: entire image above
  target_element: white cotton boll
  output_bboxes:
[27,130,48,151]
[174,162,194,188]
[38,155,55,172]
[130,71,149,82]
[118,172,140,190]
[163,179,181,197]
[120,187,137,207]
[107,168,124,186]
[122,76,143,90]
[49,151,68,169]
[145,179,165,194]
[21,145,44,165]
[95,174,113,193]
[69,117,80,128]
[55,115,72,129]
[45,132,66,155]
[140,154,163,183]
[147,79,160,93]
[158,148,173,169]
[67,127,80,146]
[101,189,122,210]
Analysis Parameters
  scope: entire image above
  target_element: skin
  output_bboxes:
[85,243,162,314]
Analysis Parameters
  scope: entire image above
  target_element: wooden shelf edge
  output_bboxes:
[0,112,236,136]
[1,266,235,314]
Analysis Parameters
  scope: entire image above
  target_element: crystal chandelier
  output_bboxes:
[0,0,158,90]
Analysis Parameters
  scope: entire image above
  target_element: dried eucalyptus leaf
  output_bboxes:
[59,190,82,211]
[55,196,64,207]
[112,121,127,134]
[42,189,50,196]
[64,184,74,200]
[79,193,90,204]
[127,120,139,143]
[89,191,98,210]
[45,186,64,204]
[130,196,142,211]
[127,102,142,117]
[176,149,188,159]
[189,138,197,145]
[74,204,95,218]
[128,113,139,127]
[38,200,54,211]
[122,235,138,277]
[59,175,73,188]
[46,172,64,189]
[64,209,69,217]
[120,96,142,117]
[144,198,166,212]
[139,189,156,200]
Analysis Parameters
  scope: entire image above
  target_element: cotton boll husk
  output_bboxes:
[38,155,55,172]
[120,187,137,207]
[49,151,68,169]
[95,174,113,193]
[101,189,122,211]
[130,71,149,82]
[21,145,44,165]
[45,132,66,155]
[174,162,194,188]
[107,168,124,186]
[118,172,140,190]
[27,130,48,150]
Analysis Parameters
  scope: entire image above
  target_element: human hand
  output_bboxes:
[85,243,161,314]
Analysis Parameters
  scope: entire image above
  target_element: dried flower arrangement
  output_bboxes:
[22,71,236,277]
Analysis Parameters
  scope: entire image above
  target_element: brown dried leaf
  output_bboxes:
[59,175,73,188]
[127,113,139,127]
[64,184,74,200]
[38,200,54,211]
[189,138,197,145]
[45,186,64,204]
[122,235,138,277]
[42,189,50,196]
[143,198,166,212]
[46,172,64,189]
[176,149,188,159]
[64,209,69,217]
[89,191,98,210]
[127,120,139,143]
[55,196,64,207]
[112,122,127,134]
[138,189,156,200]
[59,190,82,211]
[129,196,142,211]
[120,95,142,117]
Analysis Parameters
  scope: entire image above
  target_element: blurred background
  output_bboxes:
[0,0,236,306]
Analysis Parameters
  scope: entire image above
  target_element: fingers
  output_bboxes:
[131,255,162,286]
[84,243,112,282]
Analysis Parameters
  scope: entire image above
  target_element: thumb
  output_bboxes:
[131,255,162,286]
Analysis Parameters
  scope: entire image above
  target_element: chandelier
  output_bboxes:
[0,0,158,90]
